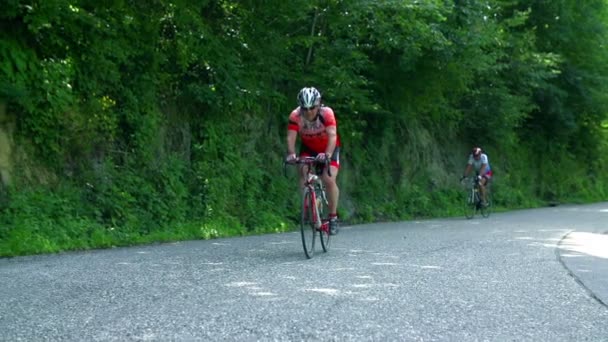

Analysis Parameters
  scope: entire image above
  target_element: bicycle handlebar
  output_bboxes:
[283,156,332,177]
[461,175,483,187]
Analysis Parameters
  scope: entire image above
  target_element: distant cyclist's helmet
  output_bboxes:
[472,147,482,157]
[297,87,321,109]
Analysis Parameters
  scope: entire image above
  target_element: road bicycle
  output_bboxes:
[285,157,331,259]
[463,176,492,219]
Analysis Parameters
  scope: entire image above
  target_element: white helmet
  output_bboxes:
[297,87,321,109]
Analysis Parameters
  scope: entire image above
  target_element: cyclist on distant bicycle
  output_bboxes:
[286,87,341,235]
[461,147,492,206]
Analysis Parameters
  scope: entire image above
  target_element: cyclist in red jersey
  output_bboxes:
[286,87,341,235]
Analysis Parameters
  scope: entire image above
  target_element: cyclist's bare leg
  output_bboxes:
[479,177,487,203]
[321,165,340,215]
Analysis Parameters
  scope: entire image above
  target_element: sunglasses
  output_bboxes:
[301,105,318,111]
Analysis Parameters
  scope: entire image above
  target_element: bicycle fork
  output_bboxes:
[316,186,330,232]
[469,187,479,206]
[473,187,482,208]
[309,191,322,230]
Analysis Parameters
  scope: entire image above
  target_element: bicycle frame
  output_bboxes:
[285,157,332,258]
[301,160,330,233]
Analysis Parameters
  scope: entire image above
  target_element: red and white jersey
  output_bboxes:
[287,106,341,153]
[468,153,492,173]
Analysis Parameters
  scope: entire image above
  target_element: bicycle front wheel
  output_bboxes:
[464,188,476,219]
[301,189,317,259]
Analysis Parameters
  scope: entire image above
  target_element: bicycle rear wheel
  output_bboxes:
[301,189,317,259]
[464,188,476,219]
[317,188,331,252]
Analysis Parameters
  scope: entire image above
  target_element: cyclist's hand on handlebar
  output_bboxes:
[315,153,329,163]
[285,153,297,163]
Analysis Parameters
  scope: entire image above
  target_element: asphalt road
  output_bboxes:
[1,203,607,341]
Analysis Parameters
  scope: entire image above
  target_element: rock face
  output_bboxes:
[0,102,13,187]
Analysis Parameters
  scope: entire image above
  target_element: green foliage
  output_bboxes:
[0,186,101,256]
[521,0,608,162]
